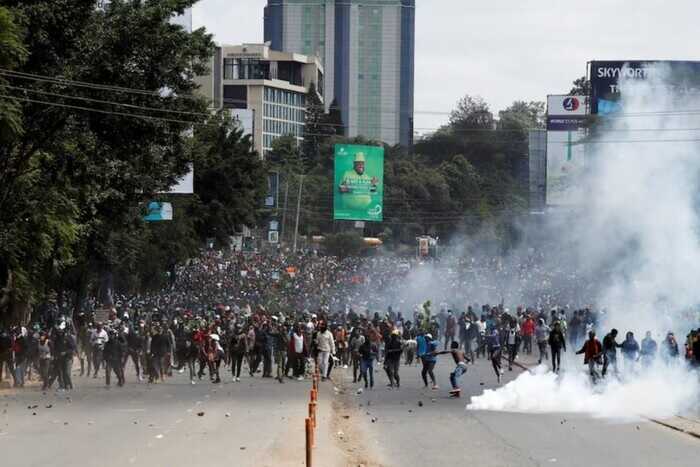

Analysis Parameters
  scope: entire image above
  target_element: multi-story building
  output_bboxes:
[196,43,324,157]
[264,0,415,147]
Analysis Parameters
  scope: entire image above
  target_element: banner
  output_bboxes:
[333,144,384,221]
[546,95,588,206]
[590,60,700,115]
[144,201,173,221]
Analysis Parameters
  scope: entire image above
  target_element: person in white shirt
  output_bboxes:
[291,326,305,380]
[90,323,109,378]
[315,322,335,381]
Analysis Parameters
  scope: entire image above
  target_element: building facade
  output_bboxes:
[196,43,324,157]
[264,0,415,147]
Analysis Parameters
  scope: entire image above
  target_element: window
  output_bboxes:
[223,58,237,79]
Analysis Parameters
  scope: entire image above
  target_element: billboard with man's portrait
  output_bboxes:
[333,144,384,222]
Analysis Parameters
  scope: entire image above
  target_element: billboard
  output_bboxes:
[264,171,279,208]
[546,95,588,206]
[333,144,384,221]
[144,201,173,221]
[590,60,700,115]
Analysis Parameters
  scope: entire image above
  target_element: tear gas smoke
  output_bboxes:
[468,65,700,418]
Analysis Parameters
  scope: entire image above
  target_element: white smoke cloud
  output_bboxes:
[468,65,700,419]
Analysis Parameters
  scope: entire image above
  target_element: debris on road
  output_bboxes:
[197,412,205,417]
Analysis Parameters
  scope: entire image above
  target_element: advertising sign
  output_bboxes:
[546,95,588,206]
[589,60,700,115]
[264,171,279,208]
[333,144,384,221]
[144,201,173,222]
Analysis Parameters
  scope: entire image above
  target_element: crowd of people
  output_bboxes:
[1,250,699,397]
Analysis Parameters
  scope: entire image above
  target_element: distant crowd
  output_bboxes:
[1,250,699,395]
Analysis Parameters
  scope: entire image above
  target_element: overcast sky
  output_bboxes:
[193,0,700,131]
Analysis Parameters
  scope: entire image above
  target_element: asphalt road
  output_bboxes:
[1,355,697,467]
[0,363,343,467]
[332,354,700,467]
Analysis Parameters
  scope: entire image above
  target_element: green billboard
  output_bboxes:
[333,144,384,221]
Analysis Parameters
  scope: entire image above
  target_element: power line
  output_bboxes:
[0,68,204,101]
[0,83,213,118]
[0,93,206,127]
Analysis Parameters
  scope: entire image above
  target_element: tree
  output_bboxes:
[1,0,216,320]
[322,232,365,259]
[325,98,344,136]
[191,112,267,246]
[448,95,494,130]
[498,101,545,130]
[570,76,591,95]
[302,82,333,165]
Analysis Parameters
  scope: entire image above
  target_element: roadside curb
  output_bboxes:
[647,416,700,440]
[504,357,700,441]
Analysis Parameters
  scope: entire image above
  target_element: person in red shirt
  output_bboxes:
[576,331,603,382]
[521,315,536,355]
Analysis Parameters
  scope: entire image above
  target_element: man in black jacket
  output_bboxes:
[384,330,403,388]
[104,328,127,387]
[548,321,567,373]
[0,328,13,385]
[602,329,622,377]
[50,324,76,390]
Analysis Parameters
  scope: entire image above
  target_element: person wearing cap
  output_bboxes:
[338,152,379,213]
[383,329,403,388]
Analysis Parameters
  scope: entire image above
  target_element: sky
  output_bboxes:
[192,0,700,131]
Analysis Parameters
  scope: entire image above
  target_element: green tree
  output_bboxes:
[191,112,267,246]
[302,82,333,165]
[570,76,591,95]
[322,232,365,259]
[448,95,494,130]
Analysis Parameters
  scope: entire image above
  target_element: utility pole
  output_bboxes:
[292,174,304,252]
[280,176,290,242]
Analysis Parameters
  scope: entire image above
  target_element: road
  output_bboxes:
[331,355,700,467]
[0,355,697,467]
[0,365,345,467]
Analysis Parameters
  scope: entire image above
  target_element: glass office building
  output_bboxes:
[264,0,415,147]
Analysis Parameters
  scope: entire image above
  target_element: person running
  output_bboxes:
[383,329,403,389]
[420,333,439,390]
[639,331,657,369]
[620,331,640,372]
[535,318,550,365]
[576,330,603,382]
[487,328,503,383]
[358,331,377,390]
[548,321,567,373]
[349,327,364,383]
[435,341,470,398]
[229,325,247,382]
[602,329,622,377]
[315,322,335,381]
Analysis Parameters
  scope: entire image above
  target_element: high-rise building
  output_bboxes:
[264,0,415,147]
[195,43,324,157]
